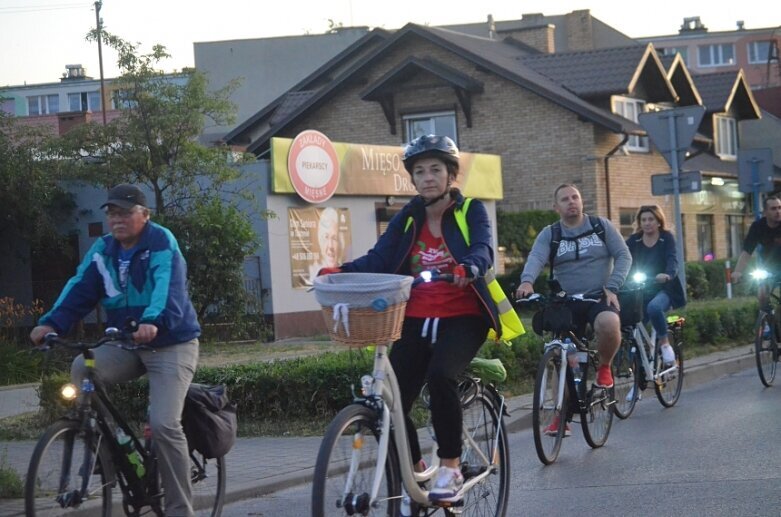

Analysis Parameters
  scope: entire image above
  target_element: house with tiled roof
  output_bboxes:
[219,19,765,337]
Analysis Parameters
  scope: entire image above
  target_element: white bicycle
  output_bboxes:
[613,277,685,419]
[310,272,510,516]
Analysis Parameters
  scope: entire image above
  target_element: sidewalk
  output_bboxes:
[0,344,758,515]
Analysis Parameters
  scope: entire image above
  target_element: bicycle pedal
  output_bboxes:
[434,498,465,509]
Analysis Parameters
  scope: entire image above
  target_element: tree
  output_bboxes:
[53,32,265,336]
[0,113,75,255]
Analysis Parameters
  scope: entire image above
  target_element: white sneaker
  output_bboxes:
[429,466,464,503]
[400,486,412,516]
[625,386,642,402]
[661,344,676,366]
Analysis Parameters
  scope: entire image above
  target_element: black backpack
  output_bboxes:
[547,215,606,280]
[182,383,237,459]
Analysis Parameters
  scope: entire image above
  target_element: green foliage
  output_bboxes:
[0,113,75,252]
[30,298,756,434]
[496,209,558,259]
[157,199,259,335]
[0,448,23,498]
[46,31,263,335]
[0,341,43,385]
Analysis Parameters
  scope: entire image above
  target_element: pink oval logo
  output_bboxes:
[287,130,340,203]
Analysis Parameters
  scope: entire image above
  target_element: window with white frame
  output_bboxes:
[698,43,735,67]
[26,94,59,115]
[611,96,649,151]
[748,40,778,64]
[67,91,101,112]
[714,115,737,159]
[658,47,689,64]
[403,111,457,143]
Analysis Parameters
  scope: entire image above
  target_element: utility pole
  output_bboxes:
[94,1,107,126]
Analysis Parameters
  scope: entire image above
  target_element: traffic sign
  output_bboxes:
[651,171,703,196]
[737,148,774,194]
[639,106,705,169]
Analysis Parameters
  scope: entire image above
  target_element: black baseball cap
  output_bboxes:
[100,184,148,210]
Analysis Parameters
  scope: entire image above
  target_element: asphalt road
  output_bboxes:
[220,365,781,516]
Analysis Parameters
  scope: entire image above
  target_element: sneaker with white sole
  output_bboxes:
[400,486,413,517]
[429,466,464,503]
[660,344,676,367]
[625,386,642,402]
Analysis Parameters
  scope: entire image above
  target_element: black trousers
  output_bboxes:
[389,315,489,463]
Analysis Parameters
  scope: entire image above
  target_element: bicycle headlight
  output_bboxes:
[632,272,647,284]
[750,269,770,281]
[60,383,78,401]
[419,270,432,283]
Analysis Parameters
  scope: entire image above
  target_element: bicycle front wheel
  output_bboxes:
[532,348,567,465]
[655,333,684,407]
[25,418,114,517]
[612,337,639,419]
[580,353,614,448]
[460,389,509,516]
[191,452,226,516]
[311,404,401,517]
[754,312,778,387]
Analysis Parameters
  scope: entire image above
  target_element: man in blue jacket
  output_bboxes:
[30,184,201,517]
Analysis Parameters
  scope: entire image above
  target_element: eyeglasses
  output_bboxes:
[105,207,140,219]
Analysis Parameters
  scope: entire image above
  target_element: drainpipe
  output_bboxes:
[604,134,630,221]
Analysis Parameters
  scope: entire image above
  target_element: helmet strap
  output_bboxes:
[423,189,449,207]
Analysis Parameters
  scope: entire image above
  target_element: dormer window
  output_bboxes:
[403,111,457,144]
[714,114,737,160]
[611,96,649,152]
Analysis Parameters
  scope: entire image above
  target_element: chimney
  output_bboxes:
[501,24,555,53]
[736,20,745,30]
[488,14,496,40]
[679,16,708,33]
[60,64,93,82]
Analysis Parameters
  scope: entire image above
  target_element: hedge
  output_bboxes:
[35,297,757,431]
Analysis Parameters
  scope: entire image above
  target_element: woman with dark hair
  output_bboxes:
[625,205,686,366]
[319,135,507,511]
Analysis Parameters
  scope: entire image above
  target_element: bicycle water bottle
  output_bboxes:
[116,427,146,479]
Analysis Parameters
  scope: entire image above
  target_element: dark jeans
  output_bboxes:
[390,315,488,463]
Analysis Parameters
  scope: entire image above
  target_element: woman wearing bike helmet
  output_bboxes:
[322,135,501,509]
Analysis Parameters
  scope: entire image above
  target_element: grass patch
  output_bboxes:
[0,447,23,498]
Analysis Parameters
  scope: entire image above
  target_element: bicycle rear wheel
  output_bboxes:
[311,404,400,516]
[532,348,567,465]
[25,419,114,517]
[190,452,226,516]
[580,352,614,448]
[754,311,778,387]
[459,389,509,516]
[612,337,639,419]
[654,331,684,407]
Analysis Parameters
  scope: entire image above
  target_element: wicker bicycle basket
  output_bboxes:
[312,273,413,347]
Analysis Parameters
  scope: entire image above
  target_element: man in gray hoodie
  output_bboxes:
[516,184,631,392]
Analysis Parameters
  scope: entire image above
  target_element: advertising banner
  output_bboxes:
[272,136,503,200]
[288,207,352,288]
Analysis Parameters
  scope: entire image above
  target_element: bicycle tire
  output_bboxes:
[190,452,226,516]
[532,348,567,465]
[459,390,510,516]
[612,337,639,419]
[311,404,401,517]
[654,329,684,407]
[754,311,778,387]
[25,418,114,517]
[580,352,614,448]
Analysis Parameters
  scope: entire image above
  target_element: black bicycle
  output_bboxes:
[24,326,225,516]
[749,269,781,387]
[517,290,615,465]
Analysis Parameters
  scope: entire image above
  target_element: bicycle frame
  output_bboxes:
[628,323,679,382]
[360,343,503,508]
[74,347,160,510]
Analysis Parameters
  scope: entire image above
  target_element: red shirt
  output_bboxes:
[404,221,483,318]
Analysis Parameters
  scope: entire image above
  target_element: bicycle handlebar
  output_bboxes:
[37,324,145,353]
